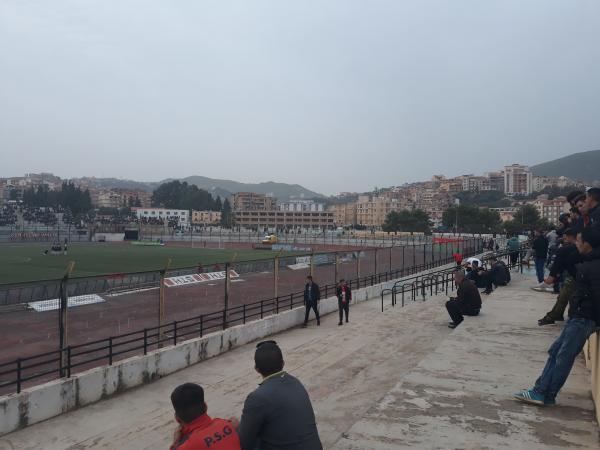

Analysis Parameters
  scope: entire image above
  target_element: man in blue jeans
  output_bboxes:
[514,228,600,405]
[532,229,549,284]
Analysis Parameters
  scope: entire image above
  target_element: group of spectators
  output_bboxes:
[156,190,600,447]
[169,341,322,450]
[0,204,91,229]
[513,187,600,406]
[444,252,511,329]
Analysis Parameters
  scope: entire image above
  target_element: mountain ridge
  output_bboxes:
[531,150,600,183]
[70,175,324,201]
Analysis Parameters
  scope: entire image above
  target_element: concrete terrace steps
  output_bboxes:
[0,286,455,449]
[3,271,599,449]
[333,273,600,450]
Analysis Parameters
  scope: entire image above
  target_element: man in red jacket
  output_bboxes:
[170,383,241,450]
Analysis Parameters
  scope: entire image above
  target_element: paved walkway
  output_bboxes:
[2,270,599,450]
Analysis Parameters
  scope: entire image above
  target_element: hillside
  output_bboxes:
[531,150,600,183]
[71,175,323,201]
[174,175,324,201]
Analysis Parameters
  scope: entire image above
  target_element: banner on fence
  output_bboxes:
[28,294,105,312]
[164,270,240,287]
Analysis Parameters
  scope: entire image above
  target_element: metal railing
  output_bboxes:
[380,248,525,312]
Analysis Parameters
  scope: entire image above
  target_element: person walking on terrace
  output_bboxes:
[303,275,320,327]
[336,279,351,325]
[514,228,600,406]
[445,270,482,328]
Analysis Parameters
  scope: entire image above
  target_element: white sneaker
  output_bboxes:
[531,283,553,292]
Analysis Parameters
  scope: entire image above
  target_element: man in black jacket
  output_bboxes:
[446,270,482,328]
[302,276,320,327]
[532,229,549,284]
[237,341,322,450]
[514,228,600,406]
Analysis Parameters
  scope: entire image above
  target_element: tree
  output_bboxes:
[382,209,431,233]
[454,191,511,208]
[220,198,232,228]
[152,181,218,211]
[442,205,502,234]
[503,204,550,233]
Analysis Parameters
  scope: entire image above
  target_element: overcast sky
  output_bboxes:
[1,1,599,195]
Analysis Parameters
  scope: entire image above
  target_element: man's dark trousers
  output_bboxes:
[338,299,349,323]
[535,257,546,283]
[446,299,479,325]
[542,276,575,321]
[509,252,519,267]
[304,300,320,325]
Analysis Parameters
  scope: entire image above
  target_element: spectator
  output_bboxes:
[302,275,321,327]
[336,279,351,325]
[446,270,482,328]
[537,228,580,325]
[452,250,463,266]
[506,235,520,268]
[170,383,241,450]
[489,257,510,287]
[531,229,549,285]
[237,341,322,450]
[514,228,600,406]
[581,188,600,229]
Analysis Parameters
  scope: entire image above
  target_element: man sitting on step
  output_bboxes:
[446,270,482,329]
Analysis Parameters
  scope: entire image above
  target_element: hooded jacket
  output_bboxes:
[568,247,600,326]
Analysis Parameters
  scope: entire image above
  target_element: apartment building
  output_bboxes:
[328,203,357,227]
[232,192,276,211]
[135,208,189,225]
[504,164,533,196]
[192,210,222,225]
[356,196,406,228]
[531,196,569,225]
[278,200,324,212]
[532,176,578,192]
[233,210,334,229]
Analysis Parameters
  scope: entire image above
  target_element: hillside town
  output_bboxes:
[0,164,592,232]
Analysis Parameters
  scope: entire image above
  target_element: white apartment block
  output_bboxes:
[135,208,189,225]
[278,200,325,212]
[504,164,533,196]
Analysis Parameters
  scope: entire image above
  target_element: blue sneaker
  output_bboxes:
[544,397,556,406]
[513,389,544,405]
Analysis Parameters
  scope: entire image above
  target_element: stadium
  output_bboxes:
[0,230,482,395]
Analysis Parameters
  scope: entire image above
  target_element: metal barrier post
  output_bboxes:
[224,262,230,329]
[273,256,279,299]
[59,261,74,377]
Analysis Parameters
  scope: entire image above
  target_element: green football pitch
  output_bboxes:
[0,243,281,284]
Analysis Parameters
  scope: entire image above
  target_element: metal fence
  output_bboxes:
[0,236,484,394]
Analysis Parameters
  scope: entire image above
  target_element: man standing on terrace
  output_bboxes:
[302,275,320,327]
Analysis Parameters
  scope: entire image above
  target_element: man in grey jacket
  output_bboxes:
[236,341,322,450]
